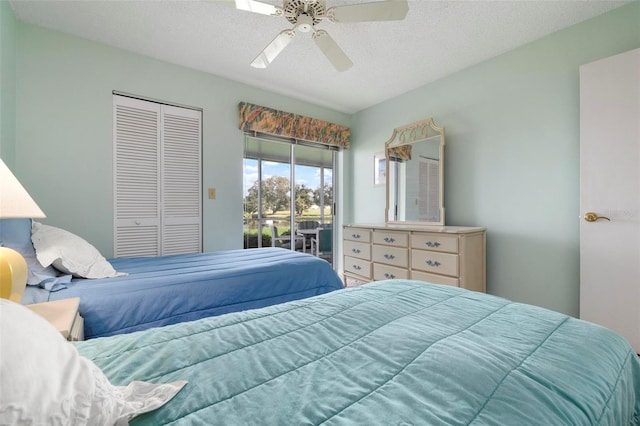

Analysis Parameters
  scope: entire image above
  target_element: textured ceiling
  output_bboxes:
[10,0,629,113]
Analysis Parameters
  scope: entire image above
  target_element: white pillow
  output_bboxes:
[0,299,186,424]
[31,222,125,279]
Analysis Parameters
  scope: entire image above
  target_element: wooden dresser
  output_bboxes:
[343,224,486,292]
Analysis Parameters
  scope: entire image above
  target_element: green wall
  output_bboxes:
[13,22,349,257]
[0,0,16,166]
[346,2,640,316]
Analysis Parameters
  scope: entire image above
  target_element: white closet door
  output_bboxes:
[113,95,202,258]
[113,96,161,257]
[161,105,202,255]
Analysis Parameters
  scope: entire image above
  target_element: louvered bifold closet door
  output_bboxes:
[113,96,161,257]
[419,158,440,222]
[161,105,202,255]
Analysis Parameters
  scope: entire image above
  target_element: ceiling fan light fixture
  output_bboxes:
[296,14,314,32]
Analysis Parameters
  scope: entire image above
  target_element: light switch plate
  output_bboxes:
[208,188,216,199]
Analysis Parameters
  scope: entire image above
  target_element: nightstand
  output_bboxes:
[26,297,84,341]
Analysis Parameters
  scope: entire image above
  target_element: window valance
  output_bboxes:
[238,102,350,149]
[387,145,412,161]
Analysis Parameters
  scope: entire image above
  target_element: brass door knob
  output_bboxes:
[584,212,610,222]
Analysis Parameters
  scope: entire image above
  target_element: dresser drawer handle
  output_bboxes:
[353,265,362,271]
[425,241,441,248]
[352,248,361,254]
[352,234,361,239]
[384,237,396,243]
[384,273,396,279]
[426,260,441,267]
[383,254,395,260]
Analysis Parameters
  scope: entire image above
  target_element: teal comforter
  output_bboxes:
[76,280,640,425]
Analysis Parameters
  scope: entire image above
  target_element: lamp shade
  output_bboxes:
[0,159,45,218]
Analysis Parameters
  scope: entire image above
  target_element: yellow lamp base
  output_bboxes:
[0,247,28,303]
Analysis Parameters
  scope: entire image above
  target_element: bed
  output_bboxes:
[23,247,344,339]
[70,279,640,425]
[1,218,343,340]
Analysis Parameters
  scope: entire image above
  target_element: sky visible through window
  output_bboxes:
[244,160,332,196]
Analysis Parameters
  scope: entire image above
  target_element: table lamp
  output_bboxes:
[0,159,45,302]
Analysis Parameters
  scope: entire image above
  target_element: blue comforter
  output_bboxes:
[24,248,343,339]
[76,280,640,425]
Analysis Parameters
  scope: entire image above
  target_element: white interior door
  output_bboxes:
[579,48,639,353]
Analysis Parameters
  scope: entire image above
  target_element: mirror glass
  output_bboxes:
[385,118,445,225]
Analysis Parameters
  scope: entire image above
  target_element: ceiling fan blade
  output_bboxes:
[313,30,353,72]
[329,0,409,23]
[250,30,295,69]
[235,0,282,16]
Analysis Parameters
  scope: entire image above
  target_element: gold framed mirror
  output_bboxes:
[385,118,445,225]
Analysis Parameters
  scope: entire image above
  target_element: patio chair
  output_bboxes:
[269,224,304,251]
[310,227,333,262]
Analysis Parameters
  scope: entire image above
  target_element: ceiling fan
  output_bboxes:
[233,0,410,71]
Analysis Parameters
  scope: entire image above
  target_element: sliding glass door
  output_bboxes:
[243,135,335,265]
[243,137,294,251]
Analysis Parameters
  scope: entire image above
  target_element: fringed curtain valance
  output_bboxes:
[238,102,350,149]
[387,145,412,161]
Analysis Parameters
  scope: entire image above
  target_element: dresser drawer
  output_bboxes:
[344,256,372,279]
[344,240,371,260]
[372,231,409,247]
[372,245,408,268]
[344,227,371,243]
[411,270,460,287]
[374,263,409,281]
[411,250,459,277]
[411,233,459,253]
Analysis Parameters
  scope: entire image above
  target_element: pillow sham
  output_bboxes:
[31,222,126,279]
[0,299,186,424]
[0,218,61,286]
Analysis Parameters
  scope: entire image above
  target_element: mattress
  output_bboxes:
[24,248,344,339]
[76,280,640,425]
